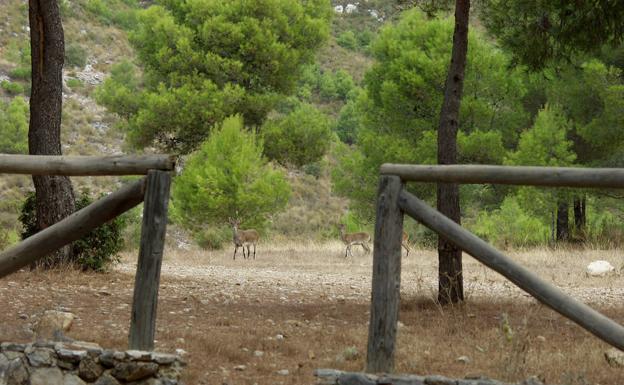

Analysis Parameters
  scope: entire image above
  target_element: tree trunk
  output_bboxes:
[573,195,586,238]
[556,200,569,242]
[29,0,76,267]
[436,0,470,305]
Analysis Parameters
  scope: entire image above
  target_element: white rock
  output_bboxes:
[605,348,624,367]
[277,369,289,376]
[35,310,75,338]
[345,4,357,13]
[334,5,343,13]
[586,260,615,276]
[456,355,470,364]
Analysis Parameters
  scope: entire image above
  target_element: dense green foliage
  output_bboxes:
[171,116,291,246]
[0,97,28,154]
[482,1,624,70]
[262,103,333,168]
[331,7,624,246]
[332,9,527,221]
[19,191,126,271]
[97,0,332,153]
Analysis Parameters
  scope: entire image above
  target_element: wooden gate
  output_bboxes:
[367,164,624,372]
[0,154,175,351]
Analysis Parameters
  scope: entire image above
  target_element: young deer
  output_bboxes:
[338,224,371,258]
[228,218,260,260]
[402,231,411,256]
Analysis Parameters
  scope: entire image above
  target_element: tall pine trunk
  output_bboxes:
[573,195,586,238]
[556,200,569,242]
[437,0,470,305]
[29,0,76,267]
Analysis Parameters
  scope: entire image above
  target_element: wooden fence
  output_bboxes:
[0,154,175,351]
[367,164,624,373]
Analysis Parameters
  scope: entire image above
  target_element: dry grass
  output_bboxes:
[2,244,624,385]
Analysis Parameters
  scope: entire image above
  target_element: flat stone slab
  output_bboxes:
[314,369,545,385]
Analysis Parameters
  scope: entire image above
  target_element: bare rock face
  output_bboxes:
[34,310,76,339]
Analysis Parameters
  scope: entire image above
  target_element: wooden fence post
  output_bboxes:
[129,170,172,350]
[366,175,404,373]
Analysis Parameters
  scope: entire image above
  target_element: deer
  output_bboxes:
[228,218,260,260]
[402,231,411,256]
[338,223,371,258]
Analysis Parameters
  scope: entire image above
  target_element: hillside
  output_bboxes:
[0,0,395,247]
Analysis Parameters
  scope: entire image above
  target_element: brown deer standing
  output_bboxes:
[338,224,371,258]
[228,218,259,260]
[402,231,411,256]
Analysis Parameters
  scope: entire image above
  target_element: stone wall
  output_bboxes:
[314,369,545,385]
[0,340,185,385]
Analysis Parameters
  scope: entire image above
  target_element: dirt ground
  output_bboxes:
[2,242,624,384]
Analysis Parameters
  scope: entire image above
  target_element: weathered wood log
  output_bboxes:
[0,178,146,278]
[399,189,624,351]
[129,170,172,350]
[0,154,175,175]
[381,164,624,188]
[367,175,404,373]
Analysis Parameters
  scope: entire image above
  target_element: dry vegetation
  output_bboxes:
[1,243,624,384]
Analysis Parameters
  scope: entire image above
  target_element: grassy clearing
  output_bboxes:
[1,244,624,384]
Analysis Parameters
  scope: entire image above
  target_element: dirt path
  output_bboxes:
[2,245,624,384]
[116,244,624,307]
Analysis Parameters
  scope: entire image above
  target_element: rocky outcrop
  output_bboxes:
[0,340,185,385]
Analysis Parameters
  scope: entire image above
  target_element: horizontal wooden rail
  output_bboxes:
[0,178,146,278]
[0,154,176,175]
[398,189,624,351]
[381,164,624,188]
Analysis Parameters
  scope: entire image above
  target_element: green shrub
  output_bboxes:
[334,70,355,100]
[5,40,30,66]
[0,229,19,250]
[195,226,231,250]
[19,190,127,271]
[9,67,31,80]
[85,0,112,22]
[1,81,25,95]
[471,196,549,248]
[0,97,28,154]
[302,161,322,178]
[65,43,88,68]
[336,97,361,144]
[172,115,291,238]
[337,31,358,50]
[319,72,339,100]
[66,78,84,90]
[84,0,138,28]
[262,104,333,168]
[356,30,374,49]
